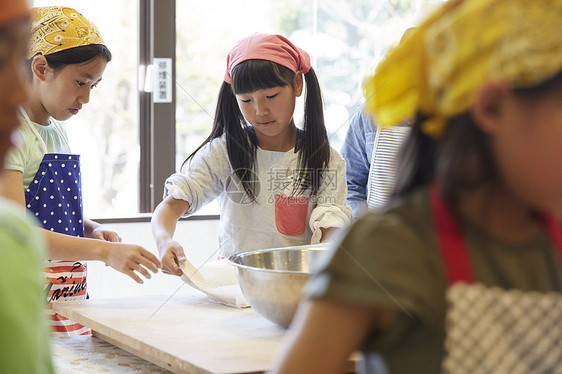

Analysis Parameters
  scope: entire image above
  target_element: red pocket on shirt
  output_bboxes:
[274,194,309,236]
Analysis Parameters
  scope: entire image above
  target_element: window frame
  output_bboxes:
[139,0,178,213]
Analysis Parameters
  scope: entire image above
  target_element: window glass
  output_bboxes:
[33,0,140,218]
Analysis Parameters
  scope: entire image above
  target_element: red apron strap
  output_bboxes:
[431,182,562,285]
[430,181,474,284]
[541,214,562,258]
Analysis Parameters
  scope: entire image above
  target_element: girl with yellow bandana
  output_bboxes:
[271,0,562,373]
[0,6,161,336]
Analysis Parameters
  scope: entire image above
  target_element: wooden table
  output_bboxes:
[53,290,357,373]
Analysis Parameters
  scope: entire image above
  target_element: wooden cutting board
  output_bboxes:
[53,290,357,374]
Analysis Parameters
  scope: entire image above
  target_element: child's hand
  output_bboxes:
[105,243,162,284]
[157,238,187,277]
[91,226,122,242]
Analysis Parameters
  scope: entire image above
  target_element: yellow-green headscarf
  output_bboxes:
[28,6,105,60]
[365,0,562,137]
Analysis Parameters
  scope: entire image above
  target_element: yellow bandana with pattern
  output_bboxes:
[28,6,105,59]
[364,0,562,137]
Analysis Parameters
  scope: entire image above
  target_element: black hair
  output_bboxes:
[25,44,112,77]
[393,70,562,210]
[182,60,330,202]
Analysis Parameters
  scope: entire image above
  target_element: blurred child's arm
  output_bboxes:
[84,218,122,242]
[151,195,190,276]
[270,299,396,374]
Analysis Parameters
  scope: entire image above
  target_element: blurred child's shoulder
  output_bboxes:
[351,187,433,244]
[331,186,438,272]
[0,197,46,254]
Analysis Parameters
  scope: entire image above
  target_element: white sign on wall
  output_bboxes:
[153,57,173,103]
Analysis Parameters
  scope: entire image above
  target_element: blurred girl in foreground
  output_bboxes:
[0,0,54,372]
[271,0,562,373]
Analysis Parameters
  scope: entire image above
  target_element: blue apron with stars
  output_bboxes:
[21,110,91,336]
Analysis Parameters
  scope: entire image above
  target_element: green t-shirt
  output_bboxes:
[0,198,54,373]
[306,187,562,373]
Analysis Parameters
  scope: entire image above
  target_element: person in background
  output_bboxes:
[0,0,54,372]
[341,0,445,219]
[340,109,375,218]
[340,109,409,218]
[0,6,161,336]
[270,0,562,373]
[152,33,352,276]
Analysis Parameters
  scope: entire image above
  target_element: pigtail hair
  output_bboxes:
[223,84,258,202]
[184,60,336,204]
[182,82,257,201]
[182,82,228,170]
[295,67,330,197]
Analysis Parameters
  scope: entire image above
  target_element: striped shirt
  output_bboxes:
[367,125,410,209]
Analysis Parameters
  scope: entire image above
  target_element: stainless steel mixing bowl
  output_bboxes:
[229,244,330,328]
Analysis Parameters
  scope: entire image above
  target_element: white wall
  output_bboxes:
[87,219,219,299]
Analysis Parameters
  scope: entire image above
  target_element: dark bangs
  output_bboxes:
[26,44,112,75]
[231,60,295,95]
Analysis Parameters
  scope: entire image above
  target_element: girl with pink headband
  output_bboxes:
[271,0,562,373]
[152,33,352,275]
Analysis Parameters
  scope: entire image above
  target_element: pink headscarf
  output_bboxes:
[224,33,311,84]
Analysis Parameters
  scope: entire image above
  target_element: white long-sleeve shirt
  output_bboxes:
[165,134,352,258]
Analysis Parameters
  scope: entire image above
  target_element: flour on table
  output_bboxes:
[180,258,249,308]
